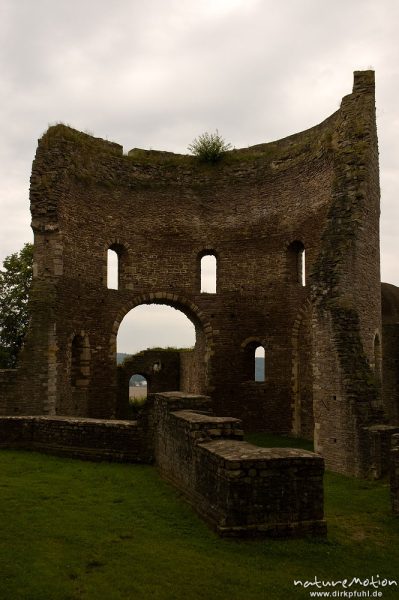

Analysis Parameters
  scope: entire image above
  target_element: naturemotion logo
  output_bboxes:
[293,575,397,598]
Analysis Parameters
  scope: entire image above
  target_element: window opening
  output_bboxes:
[300,248,306,286]
[129,374,147,403]
[255,346,265,382]
[200,254,217,293]
[107,248,118,289]
[288,241,306,286]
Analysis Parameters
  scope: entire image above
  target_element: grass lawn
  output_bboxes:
[0,436,398,600]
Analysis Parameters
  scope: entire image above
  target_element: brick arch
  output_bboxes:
[104,237,132,251]
[240,336,267,349]
[111,292,213,341]
[110,292,215,391]
[240,337,268,383]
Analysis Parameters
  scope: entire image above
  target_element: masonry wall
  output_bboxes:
[0,393,327,538]
[391,433,399,514]
[2,71,385,477]
[115,349,181,418]
[381,282,399,424]
[0,415,148,462]
[150,392,326,536]
[382,324,399,423]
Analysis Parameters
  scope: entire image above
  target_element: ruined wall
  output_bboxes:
[115,349,181,418]
[2,71,384,477]
[0,415,148,462]
[180,348,206,394]
[0,370,17,414]
[391,434,399,514]
[307,71,383,476]
[13,110,337,427]
[381,283,399,424]
[0,393,327,537]
[151,392,326,537]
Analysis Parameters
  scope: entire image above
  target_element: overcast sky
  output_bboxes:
[1,0,398,354]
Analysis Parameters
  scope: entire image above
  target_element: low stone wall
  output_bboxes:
[391,434,399,514]
[0,393,327,537]
[0,416,149,463]
[151,392,327,537]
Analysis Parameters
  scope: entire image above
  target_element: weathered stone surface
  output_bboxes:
[0,415,149,462]
[0,70,394,478]
[116,349,181,418]
[0,392,326,537]
[150,393,326,537]
[390,434,399,514]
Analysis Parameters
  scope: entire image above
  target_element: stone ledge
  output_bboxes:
[0,415,139,428]
[200,439,320,462]
[172,410,240,425]
[0,415,147,463]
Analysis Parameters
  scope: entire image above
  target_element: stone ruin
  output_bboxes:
[1,70,399,532]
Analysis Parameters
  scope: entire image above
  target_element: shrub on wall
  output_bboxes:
[188,130,232,162]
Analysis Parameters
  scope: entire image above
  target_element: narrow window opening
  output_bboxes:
[288,241,306,286]
[107,249,119,290]
[129,374,147,404]
[201,254,217,293]
[255,346,265,382]
[300,248,306,286]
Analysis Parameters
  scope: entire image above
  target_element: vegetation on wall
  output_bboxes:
[188,130,232,162]
[0,243,33,368]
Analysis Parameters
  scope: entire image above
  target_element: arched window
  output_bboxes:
[255,345,265,382]
[129,374,147,404]
[106,243,129,290]
[71,333,90,388]
[241,338,267,382]
[200,253,217,293]
[288,241,306,286]
[107,248,119,289]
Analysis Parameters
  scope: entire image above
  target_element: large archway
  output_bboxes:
[117,304,196,357]
[111,293,214,417]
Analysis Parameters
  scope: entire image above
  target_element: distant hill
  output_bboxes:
[117,353,129,365]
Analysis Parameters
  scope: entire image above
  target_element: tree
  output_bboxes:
[0,243,33,368]
[188,130,232,162]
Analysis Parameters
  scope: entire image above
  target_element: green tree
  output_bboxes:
[0,243,33,368]
[188,130,232,162]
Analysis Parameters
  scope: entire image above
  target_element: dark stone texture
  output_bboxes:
[0,392,326,537]
[150,393,326,537]
[0,70,394,478]
[390,434,399,514]
[0,415,148,462]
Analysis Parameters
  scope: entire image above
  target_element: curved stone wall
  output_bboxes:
[2,70,384,476]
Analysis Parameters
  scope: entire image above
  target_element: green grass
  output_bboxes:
[245,432,314,451]
[0,443,398,600]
